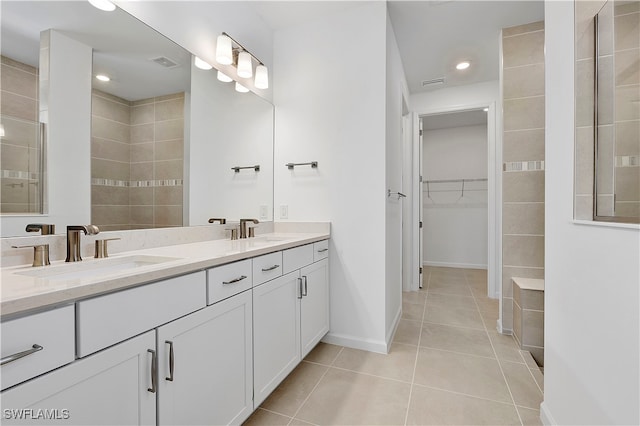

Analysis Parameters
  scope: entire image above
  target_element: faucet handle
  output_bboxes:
[225,226,239,241]
[25,224,56,235]
[94,238,120,259]
[208,218,226,224]
[12,244,51,267]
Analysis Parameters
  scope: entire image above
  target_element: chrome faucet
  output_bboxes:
[26,223,56,235]
[239,219,259,239]
[208,218,226,224]
[66,225,100,262]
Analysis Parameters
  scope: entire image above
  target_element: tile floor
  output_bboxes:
[244,267,544,426]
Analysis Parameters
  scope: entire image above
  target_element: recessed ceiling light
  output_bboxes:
[95,74,110,82]
[456,61,471,70]
[88,0,116,12]
[194,56,213,70]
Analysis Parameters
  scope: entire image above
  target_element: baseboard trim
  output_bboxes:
[540,402,555,425]
[322,332,388,354]
[385,306,402,352]
[424,261,487,270]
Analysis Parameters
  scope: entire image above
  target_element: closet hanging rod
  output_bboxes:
[424,178,487,184]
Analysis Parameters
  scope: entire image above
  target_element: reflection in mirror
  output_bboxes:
[594,0,640,223]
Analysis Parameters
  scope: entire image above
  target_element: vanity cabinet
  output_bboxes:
[156,289,253,426]
[253,245,329,407]
[0,331,156,425]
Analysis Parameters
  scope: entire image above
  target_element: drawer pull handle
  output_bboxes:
[303,276,308,296]
[165,341,174,382]
[317,248,328,253]
[1,344,43,365]
[261,264,280,272]
[223,275,247,285]
[298,277,303,299]
[148,349,157,393]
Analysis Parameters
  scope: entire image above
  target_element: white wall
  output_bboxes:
[273,2,390,352]
[188,66,273,226]
[423,124,488,268]
[1,31,92,237]
[542,2,640,424]
[411,80,499,113]
[384,11,409,346]
[115,1,273,100]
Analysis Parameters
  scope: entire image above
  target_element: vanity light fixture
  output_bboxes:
[217,71,233,82]
[215,32,269,90]
[87,0,116,12]
[456,61,470,70]
[235,82,249,93]
[194,56,213,70]
[483,107,489,112]
[0,124,5,138]
[95,74,110,82]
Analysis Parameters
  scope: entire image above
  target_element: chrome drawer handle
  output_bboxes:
[165,341,174,382]
[317,248,328,253]
[223,275,247,285]
[261,264,280,272]
[1,344,43,366]
[147,349,157,393]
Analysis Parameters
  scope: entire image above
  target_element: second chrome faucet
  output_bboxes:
[239,219,259,239]
[66,225,100,262]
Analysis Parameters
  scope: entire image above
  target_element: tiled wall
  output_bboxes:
[501,22,545,332]
[91,91,184,231]
[575,1,639,219]
[0,56,41,213]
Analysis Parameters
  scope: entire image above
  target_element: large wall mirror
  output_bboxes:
[594,0,639,223]
[0,1,274,236]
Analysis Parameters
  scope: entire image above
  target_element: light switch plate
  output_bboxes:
[280,205,288,219]
[259,205,268,219]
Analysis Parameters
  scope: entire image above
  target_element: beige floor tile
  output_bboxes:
[488,331,525,364]
[427,281,473,296]
[530,367,544,392]
[475,296,500,312]
[393,320,422,346]
[407,385,521,425]
[470,285,490,299]
[296,368,411,425]
[332,342,417,382]
[421,323,495,357]
[479,308,499,331]
[426,293,477,310]
[243,409,291,426]
[520,350,540,369]
[402,301,425,321]
[403,290,427,305]
[424,305,485,330]
[289,419,315,426]
[430,267,467,277]
[428,276,469,286]
[517,407,543,425]
[260,362,328,417]
[500,361,544,409]
[414,347,513,403]
[303,343,341,366]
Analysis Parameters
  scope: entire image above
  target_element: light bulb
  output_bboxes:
[237,51,253,79]
[235,82,249,93]
[0,124,5,138]
[254,65,269,89]
[194,56,213,70]
[88,0,116,11]
[217,71,233,82]
[216,35,233,65]
[456,61,470,70]
[96,74,110,82]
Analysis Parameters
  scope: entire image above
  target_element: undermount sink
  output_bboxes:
[16,255,181,282]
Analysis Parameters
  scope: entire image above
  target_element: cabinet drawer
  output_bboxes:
[207,259,252,304]
[282,244,314,274]
[252,252,283,287]
[77,271,206,357]
[1,305,75,391]
[313,240,329,262]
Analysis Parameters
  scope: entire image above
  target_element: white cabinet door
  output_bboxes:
[156,290,253,426]
[253,271,301,407]
[300,259,330,358]
[0,331,156,426]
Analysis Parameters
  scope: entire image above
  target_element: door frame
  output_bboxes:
[412,101,501,303]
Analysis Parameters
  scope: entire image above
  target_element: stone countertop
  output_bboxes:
[512,277,545,291]
[1,232,329,319]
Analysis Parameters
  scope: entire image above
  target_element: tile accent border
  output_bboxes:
[503,161,545,172]
[615,156,639,167]
[91,178,183,187]
[2,169,40,180]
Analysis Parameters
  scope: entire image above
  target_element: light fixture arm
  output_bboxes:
[222,32,265,66]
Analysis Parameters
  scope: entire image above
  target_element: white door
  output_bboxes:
[0,331,156,426]
[300,259,329,358]
[156,290,253,426]
[418,118,424,288]
[253,271,301,407]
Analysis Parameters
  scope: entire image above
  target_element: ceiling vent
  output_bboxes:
[422,77,445,87]
[150,56,179,68]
